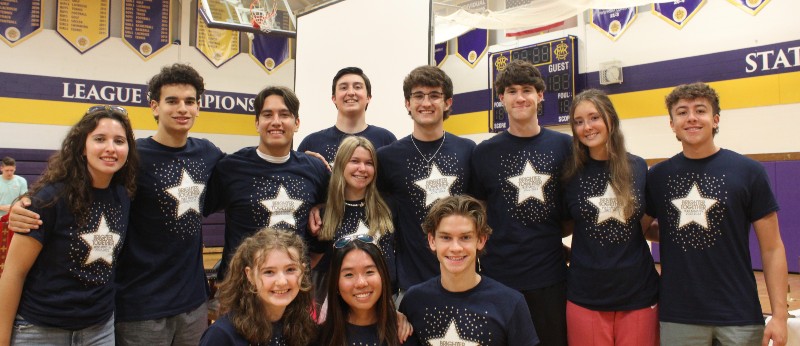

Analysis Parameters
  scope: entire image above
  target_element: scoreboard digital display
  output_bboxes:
[489,36,578,131]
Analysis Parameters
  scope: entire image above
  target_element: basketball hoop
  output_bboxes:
[250,0,278,34]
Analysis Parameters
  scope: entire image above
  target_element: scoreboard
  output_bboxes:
[489,36,578,131]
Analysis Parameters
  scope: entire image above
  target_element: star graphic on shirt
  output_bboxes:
[414,163,458,207]
[80,214,121,266]
[165,169,205,218]
[350,219,380,243]
[671,182,718,229]
[587,182,627,224]
[426,320,479,346]
[507,160,551,204]
[261,185,305,228]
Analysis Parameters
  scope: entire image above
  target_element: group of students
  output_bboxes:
[0,58,789,346]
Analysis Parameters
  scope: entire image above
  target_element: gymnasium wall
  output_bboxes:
[0,0,289,154]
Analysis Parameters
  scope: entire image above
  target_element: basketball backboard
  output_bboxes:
[199,0,328,38]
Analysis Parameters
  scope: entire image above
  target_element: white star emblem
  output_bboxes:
[671,182,718,229]
[507,160,551,204]
[350,219,380,243]
[426,320,479,346]
[165,169,205,218]
[80,214,122,266]
[587,182,627,224]
[260,185,305,228]
[414,163,458,207]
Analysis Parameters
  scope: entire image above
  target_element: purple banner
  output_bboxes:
[652,0,706,29]
[435,42,448,67]
[122,0,171,60]
[0,0,42,47]
[456,28,488,68]
[249,34,290,74]
[590,7,637,41]
[726,0,771,15]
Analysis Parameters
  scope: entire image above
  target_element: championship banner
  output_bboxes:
[122,0,172,60]
[249,34,290,74]
[434,42,448,67]
[590,7,637,41]
[0,0,42,47]
[196,9,240,67]
[56,0,110,53]
[652,0,706,29]
[456,28,488,68]
[726,0,771,15]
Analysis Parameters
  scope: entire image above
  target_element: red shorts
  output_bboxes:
[566,300,659,346]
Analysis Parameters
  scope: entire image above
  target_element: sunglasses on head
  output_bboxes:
[87,105,128,115]
[333,234,374,249]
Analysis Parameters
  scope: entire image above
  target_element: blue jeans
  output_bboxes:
[11,314,114,345]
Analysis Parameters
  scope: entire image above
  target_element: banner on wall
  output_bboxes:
[249,34,290,74]
[435,42,448,67]
[122,0,172,60]
[0,0,42,47]
[456,29,488,68]
[590,7,637,41]
[56,0,110,53]
[652,0,706,29]
[726,0,771,15]
[196,9,240,67]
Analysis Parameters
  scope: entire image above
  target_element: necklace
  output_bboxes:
[411,131,446,163]
[344,200,365,207]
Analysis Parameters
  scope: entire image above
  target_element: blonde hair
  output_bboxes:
[320,136,393,240]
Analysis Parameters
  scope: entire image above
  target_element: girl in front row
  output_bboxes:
[200,228,316,346]
[0,106,138,345]
[317,235,400,346]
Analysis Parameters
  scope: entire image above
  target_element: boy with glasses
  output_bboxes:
[376,66,475,295]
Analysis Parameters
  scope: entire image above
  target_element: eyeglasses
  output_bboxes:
[87,105,128,115]
[410,91,444,103]
[333,234,374,249]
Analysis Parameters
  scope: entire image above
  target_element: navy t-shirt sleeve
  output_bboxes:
[508,298,539,346]
[746,163,779,222]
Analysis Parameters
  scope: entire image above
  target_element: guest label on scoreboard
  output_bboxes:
[489,36,578,131]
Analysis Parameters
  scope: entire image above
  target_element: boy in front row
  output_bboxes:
[400,195,539,345]
[646,82,788,346]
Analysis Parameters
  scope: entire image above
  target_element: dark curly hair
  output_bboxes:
[665,82,721,136]
[27,107,138,226]
[146,63,205,118]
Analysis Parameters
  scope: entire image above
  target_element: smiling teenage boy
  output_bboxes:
[399,195,539,345]
[469,59,572,345]
[297,67,396,164]
[645,82,788,346]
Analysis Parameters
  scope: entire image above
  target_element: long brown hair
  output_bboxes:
[320,136,393,241]
[27,108,138,225]
[217,228,316,346]
[318,240,399,346]
[562,89,636,219]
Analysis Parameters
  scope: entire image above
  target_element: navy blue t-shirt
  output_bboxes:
[469,129,571,291]
[297,125,397,164]
[310,201,396,287]
[19,183,129,330]
[115,137,224,321]
[646,149,779,325]
[206,147,330,280]
[399,275,539,346]
[377,133,475,290]
[346,323,387,346]
[563,154,659,311]
[199,314,287,346]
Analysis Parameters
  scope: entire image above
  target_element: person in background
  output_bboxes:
[199,228,316,346]
[0,157,28,217]
[0,106,138,344]
[561,89,659,345]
